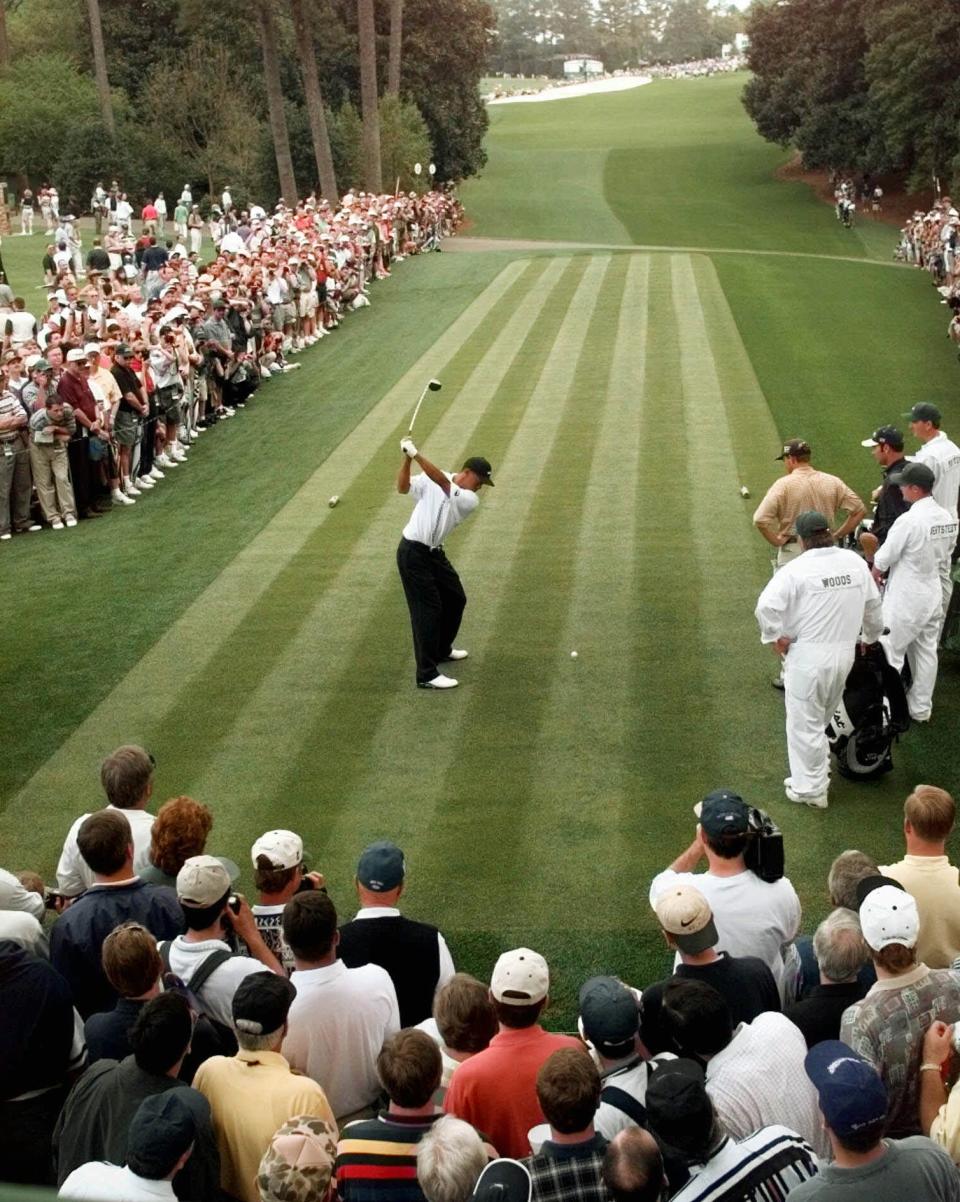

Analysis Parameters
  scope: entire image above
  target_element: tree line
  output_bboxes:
[743,0,960,191]
[490,0,744,78]
[0,0,492,211]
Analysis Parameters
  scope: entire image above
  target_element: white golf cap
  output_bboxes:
[66,348,87,363]
[491,947,549,1005]
[251,829,303,870]
[177,855,231,907]
[84,343,101,356]
[859,884,919,951]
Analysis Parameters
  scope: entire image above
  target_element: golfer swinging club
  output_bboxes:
[396,436,493,689]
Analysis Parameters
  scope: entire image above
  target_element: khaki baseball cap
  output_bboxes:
[654,885,719,954]
[491,947,549,1005]
[177,854,231,907]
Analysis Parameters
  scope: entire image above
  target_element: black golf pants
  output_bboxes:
[397,537,467,684]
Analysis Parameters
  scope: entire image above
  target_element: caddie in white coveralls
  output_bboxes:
[874,461,958,722]
[756,509,883,809]
[904,402,960,628]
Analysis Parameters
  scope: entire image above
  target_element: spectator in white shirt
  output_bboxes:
[282,890,400,1123]
[56,745,158,898]
[649,791,802,1001]
[659,978,828,1159]
[58,1091,199,1202]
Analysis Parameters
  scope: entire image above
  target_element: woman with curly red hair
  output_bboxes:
[140,795,217,887]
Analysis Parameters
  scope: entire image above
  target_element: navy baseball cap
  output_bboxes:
[694,790,749,838]
[357,840,405,891]
[645,1059,713,1154]
[578,976,639,1051]
[472,1159,531,1202]
[804,1041,888,1138]
[861,426,904,450]
[126,1092,199,1179]
[795,510,830,539]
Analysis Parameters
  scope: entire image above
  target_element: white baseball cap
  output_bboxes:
[177,855,232,907]
[66,348,87,363]
[84,343,101,356]
[859,884,919,951]
[491,948,549,1005]
[251,829,303,870]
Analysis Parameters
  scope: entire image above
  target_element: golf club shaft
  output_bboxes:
[408,384,431,435]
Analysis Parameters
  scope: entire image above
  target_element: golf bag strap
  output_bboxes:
[158,942,233,994]
[600,1085,648,1127]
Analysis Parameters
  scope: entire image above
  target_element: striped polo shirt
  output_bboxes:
[0,390,26,441]
[336,1111,443,1202]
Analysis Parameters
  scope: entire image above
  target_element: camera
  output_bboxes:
[227,894,241,915]
[744,807,785,882]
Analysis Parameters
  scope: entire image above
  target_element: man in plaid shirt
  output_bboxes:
[523,1049,611,1202]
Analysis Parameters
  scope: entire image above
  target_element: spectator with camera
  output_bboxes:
[282,889,400,1123]
[251,828,324,974]
[649,790,801,1001]
[162,855,283,1029]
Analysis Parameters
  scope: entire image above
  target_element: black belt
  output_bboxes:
[402,537,444,553]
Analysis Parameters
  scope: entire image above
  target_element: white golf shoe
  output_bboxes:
[444,649,469,661]
[418,674,458,690]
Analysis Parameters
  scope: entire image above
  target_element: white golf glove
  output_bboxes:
[400,437,418,460]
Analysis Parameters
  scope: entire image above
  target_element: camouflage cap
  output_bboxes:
[257,1116,337,1202]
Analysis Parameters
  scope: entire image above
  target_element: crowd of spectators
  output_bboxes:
[645,56,746,80]
[896,199,960,354]
[484,58,745,101]
[4,753,960,1201]
[0,183,463,539]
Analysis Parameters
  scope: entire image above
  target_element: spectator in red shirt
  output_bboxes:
[58,347,104,519]
[444,948,581,1158]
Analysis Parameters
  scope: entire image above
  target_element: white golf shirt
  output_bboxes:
[283,959,400,1119]
[913,432,960,518]
[755,546,883,647]
[874,495,957,621]
[59,1163,176,1202]
[402,472,478,549]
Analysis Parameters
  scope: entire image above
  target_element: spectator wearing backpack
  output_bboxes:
[161,856,283,1029]
[578,977,673,1141]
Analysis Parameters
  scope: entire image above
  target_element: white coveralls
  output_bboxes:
[756,546,883,804]
[874,495,958,721]
[913,432,960,623]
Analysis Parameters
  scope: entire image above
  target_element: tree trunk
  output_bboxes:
[289,0,339,204]
[85,0,115,135]
[256,4,299,204]
[357,0,383,193]
[0,2,10,69]
[387,0,402,95]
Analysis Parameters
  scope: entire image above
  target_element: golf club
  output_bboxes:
[408,378,442,434]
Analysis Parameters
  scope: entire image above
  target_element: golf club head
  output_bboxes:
[428,379,442,391]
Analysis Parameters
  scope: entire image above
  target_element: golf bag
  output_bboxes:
[827,642,910,780]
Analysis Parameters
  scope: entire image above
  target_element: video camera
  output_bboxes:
[744,807,784,882]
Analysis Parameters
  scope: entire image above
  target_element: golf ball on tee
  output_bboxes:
[570,651,578,659]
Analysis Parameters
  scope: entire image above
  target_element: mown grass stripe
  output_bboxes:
[392,255,618,919]
[670,254,781,795]
[262,258,598,846]
[181,257,574,810]
[0,260,532,846]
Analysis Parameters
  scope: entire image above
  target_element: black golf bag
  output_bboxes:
[827,642,910,780]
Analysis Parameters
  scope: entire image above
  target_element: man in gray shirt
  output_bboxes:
[791,1040,960,1201]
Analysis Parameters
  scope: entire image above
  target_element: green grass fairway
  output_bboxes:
[3,75,959,1026]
